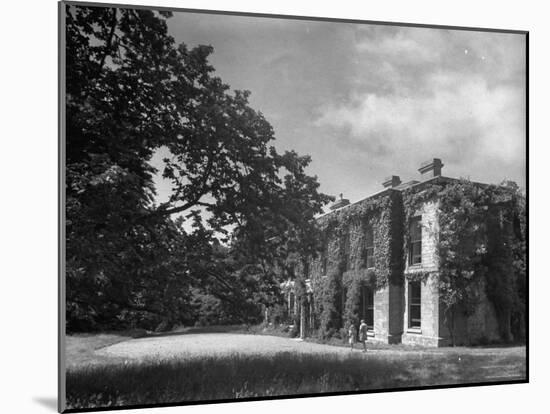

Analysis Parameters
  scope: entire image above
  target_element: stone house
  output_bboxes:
[278,158,523,347]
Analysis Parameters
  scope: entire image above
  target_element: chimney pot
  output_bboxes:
[382,175,401,188]
[418,158,444,178]
[330,193,350,210]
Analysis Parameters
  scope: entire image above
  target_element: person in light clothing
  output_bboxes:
[348,322,357,350]
[359,319,368,352]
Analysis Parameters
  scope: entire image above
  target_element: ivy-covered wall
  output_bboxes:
[401,178,525,345]
[289,177,525,346]
[306,189,404,339]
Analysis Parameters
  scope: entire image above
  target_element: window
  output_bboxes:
[408,281,421,329]
[342,233,350,271]
[289,292,295,317]
[361,286,374,330]
[303,261,310,279]
[409,216,422,265]
[365,226,375,269]
[321,250,327,275]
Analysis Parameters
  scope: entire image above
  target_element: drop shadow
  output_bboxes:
[33,397,57,412]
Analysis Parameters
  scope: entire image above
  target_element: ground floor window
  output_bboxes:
[360,286,374,330]
[408,281,421,329]
[288,292,295,317]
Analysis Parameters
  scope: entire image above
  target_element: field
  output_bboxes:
[65,329,526,411]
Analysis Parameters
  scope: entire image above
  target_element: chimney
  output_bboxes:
[330,193,350,210]
[418,158,444,178]
[382,175,401,188]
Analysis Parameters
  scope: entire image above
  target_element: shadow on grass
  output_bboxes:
[143,324,254,339]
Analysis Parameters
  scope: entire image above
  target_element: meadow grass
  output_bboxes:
[66,348,526,410]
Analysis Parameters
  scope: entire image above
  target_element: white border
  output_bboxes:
[1,1,545,413]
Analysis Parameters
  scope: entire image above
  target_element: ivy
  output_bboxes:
[341,268,376,330]
[312,271,343,339]
[404,270,432,283]
[306,191,403,339]
[316,190,403,288]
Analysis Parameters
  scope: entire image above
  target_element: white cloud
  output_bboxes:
[315,72,525,178]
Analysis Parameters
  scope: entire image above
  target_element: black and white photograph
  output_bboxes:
[59,1,528,412]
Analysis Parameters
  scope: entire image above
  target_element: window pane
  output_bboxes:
[408,282,421,329]
[365,228,374,247]
[411,242,421,257]
[409,217,422,265]
[366,288,374,329]
[410,217,422,241]
[410,305,421,328]
[365,247,374,268]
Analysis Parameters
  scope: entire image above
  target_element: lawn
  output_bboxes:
[64,330,526,411]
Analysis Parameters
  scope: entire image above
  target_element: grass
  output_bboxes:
[66,346,526,410]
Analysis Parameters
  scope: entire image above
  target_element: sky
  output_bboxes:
[151,11,526,208]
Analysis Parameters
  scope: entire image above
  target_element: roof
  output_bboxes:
[317,175,488,219]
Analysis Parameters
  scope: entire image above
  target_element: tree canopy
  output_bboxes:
[65,5,332,331]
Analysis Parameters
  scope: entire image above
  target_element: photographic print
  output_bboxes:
[59,1,527,412]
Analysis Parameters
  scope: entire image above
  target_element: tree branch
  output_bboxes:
[97,8,118,77]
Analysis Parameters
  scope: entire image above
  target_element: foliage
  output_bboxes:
[304,191,402,338]
[65,4,331,331]
[317,191,403,288]
[313,272,343,339]
[342,268,375,328]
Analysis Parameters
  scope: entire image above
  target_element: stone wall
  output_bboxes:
[402,273,444,347]
[402,200,444,346]
[373,284,404,343]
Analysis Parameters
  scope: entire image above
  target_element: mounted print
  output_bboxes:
[59,1,528,412]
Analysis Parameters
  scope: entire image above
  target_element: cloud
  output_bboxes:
[317,74,524,160]
[314,27,526,186]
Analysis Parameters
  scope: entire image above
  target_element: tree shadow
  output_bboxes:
[145,324,252,339]
[33,397,57,412]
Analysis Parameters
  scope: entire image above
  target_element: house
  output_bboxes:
[276,158,525,347]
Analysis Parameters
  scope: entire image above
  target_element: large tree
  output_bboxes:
[65,5,332,331]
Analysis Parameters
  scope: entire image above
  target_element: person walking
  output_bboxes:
[348,321,357,351]
[359,319,368,352]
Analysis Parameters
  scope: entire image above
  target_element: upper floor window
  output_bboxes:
[321,249,327,275]
[409,216,422,265]
[365,226,375,269]
[342,232,350,271]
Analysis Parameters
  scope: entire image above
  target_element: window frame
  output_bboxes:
[361,285,375,331]
[408,281,421,330]
[364,226,375,269]
[321,250,327,275]
[289,291,295,317]
[409,216,422,266]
